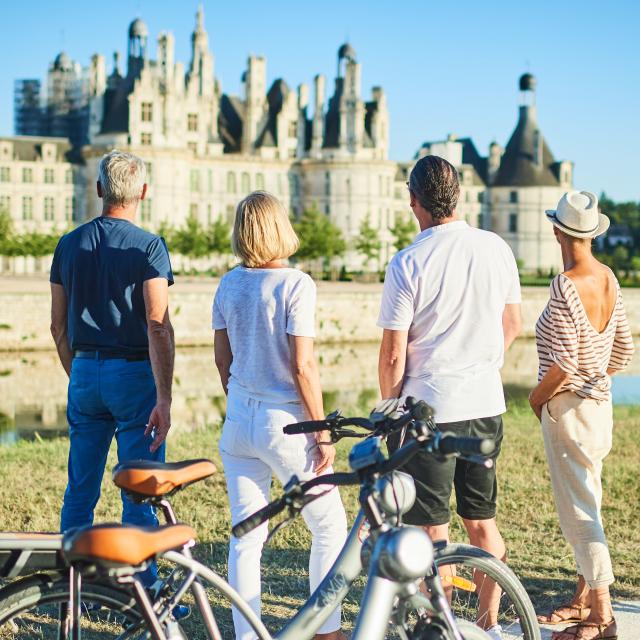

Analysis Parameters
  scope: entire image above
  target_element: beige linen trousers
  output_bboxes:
[541,390,615,588]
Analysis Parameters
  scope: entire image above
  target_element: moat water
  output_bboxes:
[1,338,639,445]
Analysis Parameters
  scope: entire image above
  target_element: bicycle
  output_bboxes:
[0,399,539,639]
[56,416,497,640]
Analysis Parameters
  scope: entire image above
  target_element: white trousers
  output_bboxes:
[541,391,615,589]
[219,391,348,640]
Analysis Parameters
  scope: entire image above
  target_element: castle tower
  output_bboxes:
[490,73,572,272]
[311,74,325,155]
[188,5,214,97]
[242,56,267,153]
[127,18,148,78]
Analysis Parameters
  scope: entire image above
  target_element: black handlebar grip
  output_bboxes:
[232,498,286,538]
[283,420,328,435]
[438,434,495,456]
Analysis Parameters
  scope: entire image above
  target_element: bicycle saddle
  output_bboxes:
[63,523,196,567]
[112,458,216,499]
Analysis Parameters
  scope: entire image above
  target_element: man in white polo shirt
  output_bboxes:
[378,155,521,635]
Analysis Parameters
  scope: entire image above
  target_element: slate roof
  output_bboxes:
[493,106,560,187]
[219,95,244,153]
[0,136,76,162]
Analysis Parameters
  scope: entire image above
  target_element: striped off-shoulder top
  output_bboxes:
[535,273,634,400]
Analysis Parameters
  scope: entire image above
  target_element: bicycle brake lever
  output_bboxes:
[459,455,494,468]
[266,517,294,543]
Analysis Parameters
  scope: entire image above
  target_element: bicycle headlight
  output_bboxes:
[377,527,434,581]
[375,471,416,517]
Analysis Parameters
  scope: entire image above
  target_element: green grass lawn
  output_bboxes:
[0,388,638,637]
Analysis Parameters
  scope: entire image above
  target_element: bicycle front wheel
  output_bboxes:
[433,544,540,640]
[0,572,151,639]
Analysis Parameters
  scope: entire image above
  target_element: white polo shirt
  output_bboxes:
[377,221,521,423]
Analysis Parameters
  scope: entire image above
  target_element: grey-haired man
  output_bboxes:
[50,150,174,541]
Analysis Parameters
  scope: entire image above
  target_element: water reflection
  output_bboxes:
[1,338,638,444]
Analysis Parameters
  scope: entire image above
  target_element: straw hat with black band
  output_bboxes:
[545,191,610,239]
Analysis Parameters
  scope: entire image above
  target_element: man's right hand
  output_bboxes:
[145,400,171,453]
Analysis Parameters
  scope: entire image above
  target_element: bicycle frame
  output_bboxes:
[153,508,454,640]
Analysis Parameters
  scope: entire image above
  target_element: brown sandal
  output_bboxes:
[551,618,617,640]
[537,604,591,625]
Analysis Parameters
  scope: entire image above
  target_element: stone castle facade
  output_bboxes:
[3,8,573,272]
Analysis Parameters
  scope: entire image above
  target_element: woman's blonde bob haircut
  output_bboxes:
[232,191,300,267]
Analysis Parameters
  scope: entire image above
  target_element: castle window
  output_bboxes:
[71,196,79,222]
[187,113,198,132]
[226,205,234,223]
[44,196,55,221]
[145,163,153,183]
[325,204,330,216]
[65,197,73,220]
[207,204,212,224]
[141,102,153,122]
[187,142,198,154]
[465,191,470,203]
[0,167,10,182]
[190,169,200,192]
[325,172,331,196]
[44,168,55,184]
[477,191,484,203]
[509,191,518,203]
[140,199,152,222]
[140,133,152,146]
[227,172,236,194]
[189,203,198,218]
[508,213,518,233]
[288,121,297,138]
[22,196,33,220]
[241,172,250,194]
[22,167,33,183]
[65,168,73,184]
[256,173,265,190]
[0,196,11,213]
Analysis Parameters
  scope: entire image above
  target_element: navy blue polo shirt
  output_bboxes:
[50,216,174,354]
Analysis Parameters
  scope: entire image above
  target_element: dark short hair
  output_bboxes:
[408,155,460,220]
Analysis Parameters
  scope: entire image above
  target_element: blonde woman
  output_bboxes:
[213,191,347,640]
[529,191,634,640]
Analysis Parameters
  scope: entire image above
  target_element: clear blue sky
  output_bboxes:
[1,0,638,200]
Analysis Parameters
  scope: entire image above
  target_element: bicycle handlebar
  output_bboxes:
[231,497,286,538]
[283,416,373,435]
[438,434,495,457]
[283,397,434,440]
[233,432,494,537]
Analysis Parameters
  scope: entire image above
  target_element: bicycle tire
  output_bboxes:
[0,572,155,639]
[433,543,540,640]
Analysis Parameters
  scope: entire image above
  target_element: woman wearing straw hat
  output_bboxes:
[529,191,634,640]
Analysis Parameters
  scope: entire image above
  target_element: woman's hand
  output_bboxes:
[313,430,335,475]
[528,391,543,421]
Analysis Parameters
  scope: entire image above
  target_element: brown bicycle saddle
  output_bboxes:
[112,459,216,499]
[63,523,196,566]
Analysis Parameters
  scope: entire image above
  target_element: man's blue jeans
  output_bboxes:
[61,356,165,533]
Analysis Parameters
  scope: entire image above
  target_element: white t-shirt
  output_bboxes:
[212,266,316,404]
[377,221,521,423]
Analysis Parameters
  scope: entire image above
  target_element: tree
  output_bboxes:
[206,218,231,255]
[389,214,417,251]
[172,215,209,258]
[293,208,346,264]
[355,216,381,268]
[0,210,16,255]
